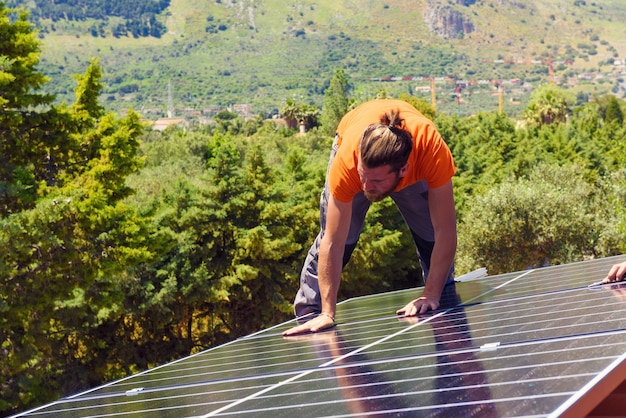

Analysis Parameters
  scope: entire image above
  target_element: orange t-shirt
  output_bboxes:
[329,99,456,203]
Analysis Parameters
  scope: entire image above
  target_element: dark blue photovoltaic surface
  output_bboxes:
[13,255,626,418]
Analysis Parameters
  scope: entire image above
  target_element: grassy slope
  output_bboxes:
[33,0,626,118]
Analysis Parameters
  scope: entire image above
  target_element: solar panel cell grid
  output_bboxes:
[13,255,626,418]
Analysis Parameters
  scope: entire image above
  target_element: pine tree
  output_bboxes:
[0,4,55,213]
[320,68,352,136]
[604,95,624,125]
[0,5,155,414]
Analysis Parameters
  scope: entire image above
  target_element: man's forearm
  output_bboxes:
[318,240,344,317]
[423,180,457,302]
[422,234,457,301]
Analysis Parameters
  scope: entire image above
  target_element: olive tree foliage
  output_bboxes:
[606,169,626,255]
[437,93,626,276]
[456,164,623,275]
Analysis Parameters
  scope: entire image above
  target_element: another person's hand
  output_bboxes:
[282,313,335,336]
[604,261,626,283]
[396,296,439,316]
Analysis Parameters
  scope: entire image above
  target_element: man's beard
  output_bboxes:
[363,173,401,202]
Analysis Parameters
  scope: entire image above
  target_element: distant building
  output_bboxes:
[230,104,255,120]
[182,108,201,117]
[203,105,222,116]
[151,117,187,131]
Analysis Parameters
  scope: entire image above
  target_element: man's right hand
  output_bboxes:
[282,314,335,336]
[396,296,440,316]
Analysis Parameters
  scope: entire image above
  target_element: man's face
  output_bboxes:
[357,156,405,202]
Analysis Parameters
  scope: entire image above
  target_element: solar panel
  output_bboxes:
[13,255,626,417]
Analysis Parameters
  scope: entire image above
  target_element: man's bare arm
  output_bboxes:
[397,180,457,316]
[283,196,352,336]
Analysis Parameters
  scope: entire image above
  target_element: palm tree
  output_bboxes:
[522,85,572,127]
[280,100,319,131]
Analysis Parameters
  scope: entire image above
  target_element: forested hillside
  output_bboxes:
[7,0,626,118]
[1,2,626,417]
[6,0,169,37]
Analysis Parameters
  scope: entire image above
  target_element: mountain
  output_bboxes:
[9,0,626,118]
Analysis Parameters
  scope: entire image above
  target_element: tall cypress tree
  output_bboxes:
[320,68,352,136]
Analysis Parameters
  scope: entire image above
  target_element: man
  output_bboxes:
[283,99,457,336]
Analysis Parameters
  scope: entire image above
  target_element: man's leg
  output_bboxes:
[391,181,454,283]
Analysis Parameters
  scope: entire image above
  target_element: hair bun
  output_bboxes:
[380,109,404,130]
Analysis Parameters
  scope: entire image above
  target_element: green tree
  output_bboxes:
[605,169,626,255]
[566,99,626,176]
[224,144,303,330]
[435,111,518,213]
[521,85,573,128]
[341,197,421,297]
[320,68,352,136]
[398,93,436,121]
[1,104,153,418]
[71,58,105,122]
[280,99,319,131]
[0,5,51,110]
[0,4,55,213]
[117,130,320,362]
[456,164,620,275]
[0,6,154,414]
[596,94,624,125]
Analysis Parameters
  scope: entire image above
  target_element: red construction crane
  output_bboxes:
[365,76,517,114]
[480,54,573,85]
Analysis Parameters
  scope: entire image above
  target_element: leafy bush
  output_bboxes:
[456,164,623,274]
